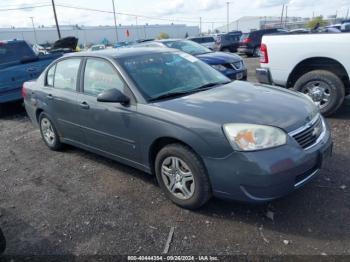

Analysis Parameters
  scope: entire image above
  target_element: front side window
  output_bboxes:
[54,59,81,91]
[83,58,125,96]
[119,51,229,101]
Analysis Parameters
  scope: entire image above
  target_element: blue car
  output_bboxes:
[135,39,247,80]
[0,39,62,104]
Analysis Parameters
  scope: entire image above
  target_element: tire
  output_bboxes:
[222,48,230,53]
[0,227,5,254]
[253,47,260,57]
[39,112,63,151]
[155,144,211,209]
[293,70,345,116]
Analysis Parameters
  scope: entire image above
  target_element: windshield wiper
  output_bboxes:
[148,81,230,102]
[148,90,195,102]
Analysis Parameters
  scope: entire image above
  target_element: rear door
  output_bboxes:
[76,57,140,162]
[43,58,84,143]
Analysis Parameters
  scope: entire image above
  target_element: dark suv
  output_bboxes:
[238,28,283,57]
[214,31,242,52]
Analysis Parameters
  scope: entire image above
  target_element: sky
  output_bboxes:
[0,0,350,31]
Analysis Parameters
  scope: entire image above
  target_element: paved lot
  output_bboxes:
[0,58,349,256]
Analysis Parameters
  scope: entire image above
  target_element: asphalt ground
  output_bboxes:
[0,58,349,258]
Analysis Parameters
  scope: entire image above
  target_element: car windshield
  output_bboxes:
[119,51,230,101]
[162,40,212,55]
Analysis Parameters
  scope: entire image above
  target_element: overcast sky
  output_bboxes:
[0,0,350,30]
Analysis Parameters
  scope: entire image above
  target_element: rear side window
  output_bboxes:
[83,58,125,96]
[53,59,81,91]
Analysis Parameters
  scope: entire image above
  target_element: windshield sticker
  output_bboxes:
[180,53,199,63]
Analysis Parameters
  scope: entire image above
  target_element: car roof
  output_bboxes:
[66,47,175,59]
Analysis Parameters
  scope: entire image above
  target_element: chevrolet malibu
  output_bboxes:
[23,48,333,209]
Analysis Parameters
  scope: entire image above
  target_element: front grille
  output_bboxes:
[291,116,324,149]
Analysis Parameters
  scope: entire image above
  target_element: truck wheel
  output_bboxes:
[155,144,211,209]
[294,70,345,116]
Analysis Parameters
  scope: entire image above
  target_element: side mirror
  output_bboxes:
[97,89,130,105]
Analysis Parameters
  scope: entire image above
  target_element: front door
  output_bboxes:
[76,58,140,163]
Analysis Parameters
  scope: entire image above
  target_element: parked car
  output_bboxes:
[114,41,134,48]
[238,28,284,57]
[134,39,247,80]
[188,36,216,50]
[214,31,242,52]
[89,44,106,52]
[0,39,62,105]
[256,33,350,116]
[23,48,332,209]
[0,227,5,254]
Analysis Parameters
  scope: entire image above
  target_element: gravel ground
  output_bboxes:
[0,58,349,257]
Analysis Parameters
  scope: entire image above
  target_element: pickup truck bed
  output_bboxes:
[0,40,62,104]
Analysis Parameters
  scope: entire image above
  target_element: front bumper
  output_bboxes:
[225,69,247,80]
[237,47,254,55]
[203,119,332,203]
[256,68,273,85]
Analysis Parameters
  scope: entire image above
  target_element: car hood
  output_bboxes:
[196,51,241,65]
[152,81,318,133]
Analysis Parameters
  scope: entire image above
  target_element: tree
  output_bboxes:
[158,32,170,39]
[306,16,327,29]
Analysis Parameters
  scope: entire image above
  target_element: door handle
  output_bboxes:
[46,94,53,100]
[80,101,90,109]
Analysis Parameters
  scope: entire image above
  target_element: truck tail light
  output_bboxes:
[260,43,269,64]
[22,84,27,98]
[243,37,252,44]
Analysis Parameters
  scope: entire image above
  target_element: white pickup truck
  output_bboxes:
[256,33,350,115]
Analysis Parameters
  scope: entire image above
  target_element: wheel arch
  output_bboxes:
[287,57,350,93]
[148,137,202,175]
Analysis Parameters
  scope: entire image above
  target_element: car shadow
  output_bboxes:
[0,101,26,119]
[63,145,348,242]
[328,98,350,120]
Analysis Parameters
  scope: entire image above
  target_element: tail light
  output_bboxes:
[243,37,252,44]
[22,84,27,98]
[260,43,269,64]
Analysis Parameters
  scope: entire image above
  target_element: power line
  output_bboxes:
[0,4,51,11]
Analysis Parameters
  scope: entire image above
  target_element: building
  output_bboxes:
[0,24,199,45]
[216,16,311,33]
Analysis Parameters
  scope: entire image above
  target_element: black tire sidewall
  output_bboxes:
[39,112,62,150]
[0,227,5,254]
[294,70,345,116]
[155,144,211,209]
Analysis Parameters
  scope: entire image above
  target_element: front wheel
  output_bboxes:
[155,144,211,209]
[293,70,345,116]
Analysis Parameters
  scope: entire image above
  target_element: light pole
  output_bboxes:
[29,17,38,44]
[199,17,202,35]
[226,2,230,33]
[112,0,119,42]
[51,0,61,39]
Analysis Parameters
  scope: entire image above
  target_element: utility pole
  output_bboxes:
[112,0,119,42]
[135,16,139,40]
[226,2,230,33]
[280,4,285,27]
[346,8,349,19]
[29,17,38,44]
[199,17,202,35]
[51,0,61,39]
[285,5,288,27]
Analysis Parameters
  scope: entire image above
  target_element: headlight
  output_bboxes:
[223,124,287,151]
[211,64,227,71]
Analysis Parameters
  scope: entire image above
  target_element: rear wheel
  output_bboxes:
[39,112,63,150]
[155,144,211,209]
[293,70,345,116]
